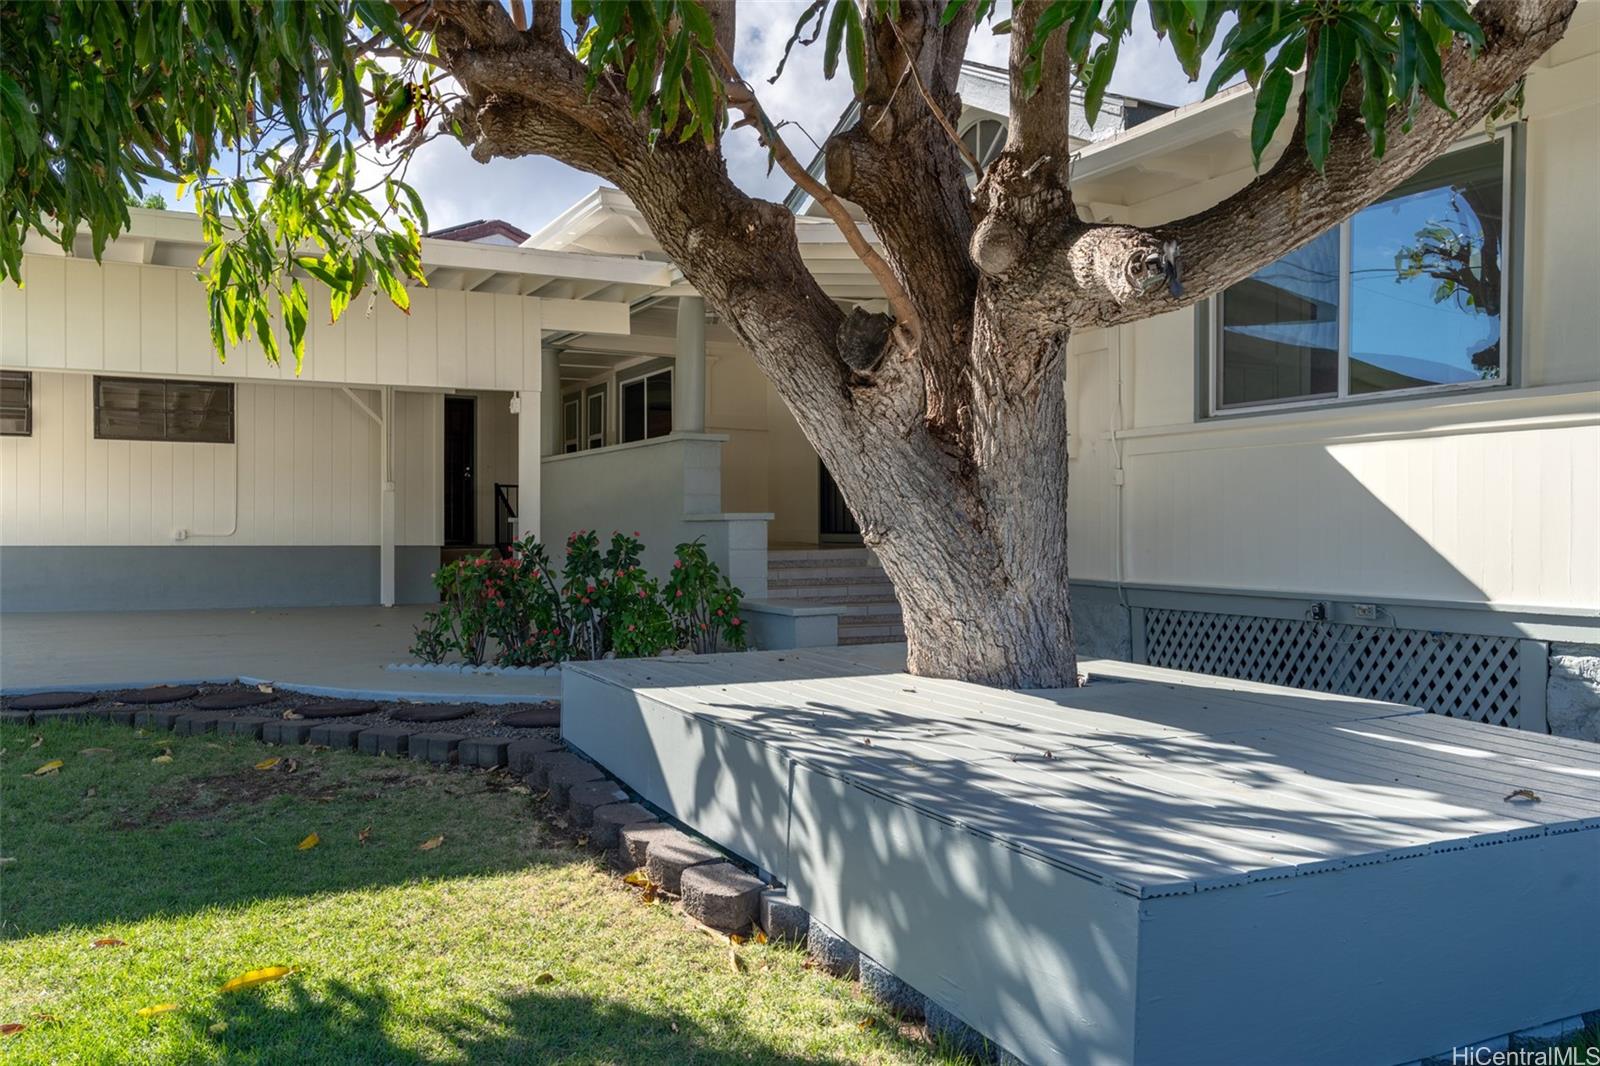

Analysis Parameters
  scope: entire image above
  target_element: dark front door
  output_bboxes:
[443,396,476,546]
[818,460,861,542]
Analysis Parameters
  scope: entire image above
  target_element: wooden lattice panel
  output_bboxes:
[1143,610,1524,727]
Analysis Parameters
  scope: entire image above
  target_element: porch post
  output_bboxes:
[379,386,396,606]
[517,369,544,545]
[674,295,706,434]
[540,347,561,456]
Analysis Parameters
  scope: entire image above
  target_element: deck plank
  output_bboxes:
[569,648,1600,895]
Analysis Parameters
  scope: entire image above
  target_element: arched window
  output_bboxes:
[960,118,1007,181]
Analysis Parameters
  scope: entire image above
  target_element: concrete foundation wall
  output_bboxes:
[0,545,437,611]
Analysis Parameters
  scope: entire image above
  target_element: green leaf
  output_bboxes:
[822,0,849,80]
[1304,25,1354,172]
[1249,63,1294,169]
[1357,46,1390,156]
[1425,0,1484,53]
[679,0,717,47]
[841,1,866,93]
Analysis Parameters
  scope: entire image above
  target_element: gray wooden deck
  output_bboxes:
[563,646,1600,1065]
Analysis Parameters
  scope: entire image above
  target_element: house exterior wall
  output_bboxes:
[1062,35,1598,615]
[0,370,443,610]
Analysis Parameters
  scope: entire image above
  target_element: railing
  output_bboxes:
[493,482,518,554]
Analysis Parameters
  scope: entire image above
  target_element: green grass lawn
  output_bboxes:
[0,720,958,1065]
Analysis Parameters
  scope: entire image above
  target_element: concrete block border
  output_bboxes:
[384,661,560,678]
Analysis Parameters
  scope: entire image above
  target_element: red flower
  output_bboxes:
[731,618,742,627]
[637,588,647,599]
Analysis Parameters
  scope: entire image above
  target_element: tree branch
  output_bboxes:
[1055,0,1576,329]
[710,41,922,347]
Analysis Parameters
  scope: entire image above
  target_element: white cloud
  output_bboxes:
[396,2,1230,234]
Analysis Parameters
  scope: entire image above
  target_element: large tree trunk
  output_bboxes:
[808,312,1078,690]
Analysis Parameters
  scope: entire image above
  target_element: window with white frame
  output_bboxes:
[561,396,580,454]
[583,384,606,449]
[620,367,672,444]
[1212,136,1510,413]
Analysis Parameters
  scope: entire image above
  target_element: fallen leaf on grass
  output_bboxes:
[282,759,299,774]
[78,748,113,756]
[418,835,444,851]
[32,760,63,776]
[858,1017,876,1030]
[1,1023,24,1036]
[727,947,745,973]
[670,1022,679,1033]
[136,1004,179,1018]
[254,758,280,771]
[357,826,371,845]
[622,870,652,888]
[534,972,555,986]
[85,787,97,798]
[220,966,292,993]
[728,933,745,946]
[91,937,126,949]
[152,752,173,764]
[642,884,659,904]
[754,931,768,945]
[207,1021,228,1035]
[576,835,589,848]
[297,833,320,851]
[1504,788,1541,803]
[29,735,43,749]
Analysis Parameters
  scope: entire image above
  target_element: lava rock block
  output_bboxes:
[506,736,561,774]
[925,999,998,1063]
[546,761,606,806]
[500,703,560,728]
[358,727,411,757]
[31,708,96,724]
[567,781,628,827]
[680,862,765,931]
[457,737,510,769]
[807,918,860,979]
[590,802,656,851]
[217,715,270,739]
[173,713,225,736]
[8,691,97,711]
[759,888,809,944]
[408,733,463,765]
[192,690,275,711]
[643,830,723,894]
[308,721,366,750]
[860,955,925,1020]
[296,700,377,720]
[134,708,184,731]
[390,703,471,723]
[618,821,676,868]
[120,685,199,705]
[262,720,312,746]
[106,708,137,727]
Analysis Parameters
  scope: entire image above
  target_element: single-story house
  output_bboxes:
[2,11,1595,735]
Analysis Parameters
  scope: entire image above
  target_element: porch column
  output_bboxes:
[540,347,561,456]
[379,386,396,606]
[517,379,543,545]
[674,295,706,434]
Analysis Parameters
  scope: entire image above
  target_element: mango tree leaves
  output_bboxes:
[941,0,1487,171]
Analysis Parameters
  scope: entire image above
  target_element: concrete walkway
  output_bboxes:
[0,606,561,703]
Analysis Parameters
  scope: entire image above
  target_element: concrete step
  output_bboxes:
[833,600,904,619]
[839,620,906,644]
[766,584,898,604]
[768,548,877,566]
[768,566,891,584]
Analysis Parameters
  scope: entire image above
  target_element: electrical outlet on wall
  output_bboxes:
[172,528,189,542]
[1352,603,1380,621]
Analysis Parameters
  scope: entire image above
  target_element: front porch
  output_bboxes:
[562,645,1600,1065]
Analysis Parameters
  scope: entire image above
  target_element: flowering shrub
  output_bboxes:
[410,532,742,666]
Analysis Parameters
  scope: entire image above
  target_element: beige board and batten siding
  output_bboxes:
[0,255,548,392]
[0,372,442,549]
[1063,25,1600,614]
